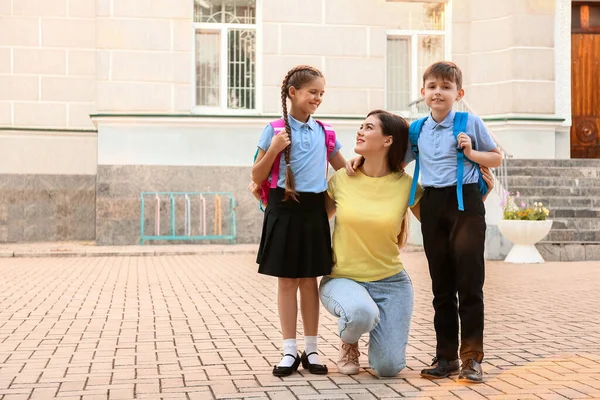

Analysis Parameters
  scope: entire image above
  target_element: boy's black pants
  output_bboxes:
[420,183,486,363]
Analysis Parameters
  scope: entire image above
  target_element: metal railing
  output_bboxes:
[140,192,236,244]
[406,98,511,195]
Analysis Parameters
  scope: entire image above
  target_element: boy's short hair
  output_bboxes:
[422,61,463,90]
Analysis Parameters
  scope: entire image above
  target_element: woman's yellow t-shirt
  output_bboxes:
[327,168,423,282]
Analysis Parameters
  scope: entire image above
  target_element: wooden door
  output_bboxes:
[571,34,600,158]
[571,3,600,158]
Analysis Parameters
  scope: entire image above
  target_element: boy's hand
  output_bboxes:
[345,156,363,176]
[480,166,494,192]
[248,181,261,201]
[269,131,290,154]
[457,133,473,158]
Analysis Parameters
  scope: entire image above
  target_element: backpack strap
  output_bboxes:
[408,117,428,207]
[452,112,470,211]
[315,119,336,156]
[268,119,287,189]
[266,118,336,190]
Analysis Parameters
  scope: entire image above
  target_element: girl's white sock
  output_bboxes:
[277,338,297,367]
[305,336,321,364]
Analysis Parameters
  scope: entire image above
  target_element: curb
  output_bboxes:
[0,245,425,258]
[0,249,260,258]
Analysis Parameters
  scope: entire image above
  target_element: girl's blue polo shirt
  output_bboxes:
[257,115,342,193]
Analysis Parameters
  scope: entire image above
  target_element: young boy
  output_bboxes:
[409,61,502,383]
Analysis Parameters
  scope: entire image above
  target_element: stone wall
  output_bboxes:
[96,165,262,245]
[0,174,95,242]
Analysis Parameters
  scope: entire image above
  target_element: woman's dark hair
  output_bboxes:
[280,65,325,201]
[364,110,411,248]
[366,110,409,173]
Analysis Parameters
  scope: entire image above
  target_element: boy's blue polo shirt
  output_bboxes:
[404,110,497,188]
[257,115,342,193]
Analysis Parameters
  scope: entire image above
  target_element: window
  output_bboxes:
[386,2,446,114]
[194,0,257,111]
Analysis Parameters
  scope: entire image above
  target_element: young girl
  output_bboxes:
[251,65,347,377]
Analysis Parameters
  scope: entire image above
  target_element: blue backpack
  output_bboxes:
[408,111,488,211]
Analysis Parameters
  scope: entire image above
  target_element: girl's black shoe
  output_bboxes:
[301,351,328,375]
[272,353,301,377]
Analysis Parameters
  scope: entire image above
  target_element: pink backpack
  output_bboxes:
[254,119,337,211]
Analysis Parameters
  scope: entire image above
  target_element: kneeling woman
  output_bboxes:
[320,110,420,377]
[321,110,493,377]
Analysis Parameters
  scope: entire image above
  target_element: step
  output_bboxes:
[507,159,600,168]
[549,208,600,218]
[505,167,600,178]
[536,243,600,261]
[509,186,600,197]
[506,176,600,188]
[544,230,600,242]
[550,218,600,230]
[521,197,600,208]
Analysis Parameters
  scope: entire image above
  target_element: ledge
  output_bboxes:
[0,127,97,133]
[90,113,365,120]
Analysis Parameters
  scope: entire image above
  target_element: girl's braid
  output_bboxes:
[280,65,318,201]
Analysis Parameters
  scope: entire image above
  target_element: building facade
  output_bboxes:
[0,0,594,249]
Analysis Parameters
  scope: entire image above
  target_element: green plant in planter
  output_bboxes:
[501,191,550,221]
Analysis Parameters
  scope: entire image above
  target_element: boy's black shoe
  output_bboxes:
[458,359,483,383]
[420,357,460,379]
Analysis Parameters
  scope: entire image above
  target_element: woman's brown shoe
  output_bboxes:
[337,341,360,375]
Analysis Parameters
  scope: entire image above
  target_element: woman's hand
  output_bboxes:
[345,156,363,176]
[248,180,261,201]
[481,166,494,191]
[480,166,494,201]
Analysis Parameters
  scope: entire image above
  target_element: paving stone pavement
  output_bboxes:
[0,252,599,400]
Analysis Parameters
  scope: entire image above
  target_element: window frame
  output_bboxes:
[192,0,262,115]
[384,1,451,116]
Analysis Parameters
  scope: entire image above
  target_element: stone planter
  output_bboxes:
[498,219,553,264]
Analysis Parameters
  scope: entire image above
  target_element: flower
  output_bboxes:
[502,192,550,221]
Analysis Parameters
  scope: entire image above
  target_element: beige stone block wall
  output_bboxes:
[0,131,97,175]
[42,77,96,102]
[69,0,95,18]
[0,0,96,132]
[69,103,97,128]
[325,58,385,89]
[0,76,38,101]
[14,102,67,127]
[280,25,368,57]
[0,0,97,177]
[42,19,95,48]
[13,0,67,16]
[324,0,433,29]
[0,0,10,14]
[96,0,193,113]
[263,0,424,115]
[0,17,39,46]
[13,48,67,74]
[454,0,556,116]
[0,48,10,73]
[111,52,191,83]
[69,51,95,76]
[96,82,172,111]
[0,102,10,124]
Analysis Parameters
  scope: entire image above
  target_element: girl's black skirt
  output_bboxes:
[257,188,333,278]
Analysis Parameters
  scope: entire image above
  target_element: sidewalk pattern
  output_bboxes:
[0,253,599,399]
